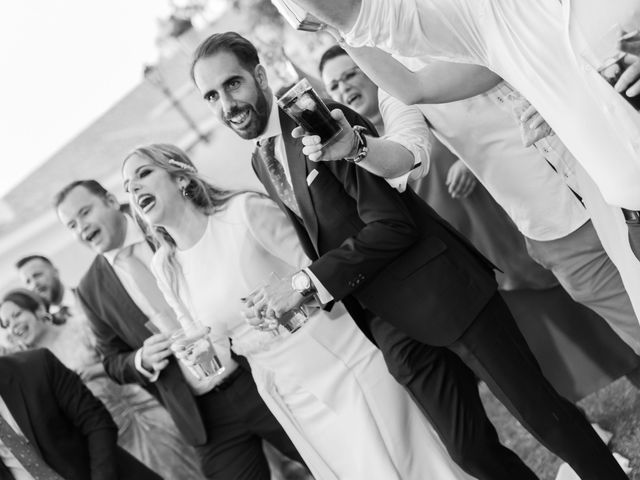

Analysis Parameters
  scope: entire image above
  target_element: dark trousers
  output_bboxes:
[116,448,163,480]
[194,368,304,480]
[370,293,627,480]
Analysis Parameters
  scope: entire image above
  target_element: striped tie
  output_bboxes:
[259,136,302,218]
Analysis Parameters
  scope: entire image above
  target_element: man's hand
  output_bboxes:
[243,275,306,322]
[518,104,554,147]
[78,363,105,382]
[620,30,640,56]
[292,109,356,162]
[445,160,477,199]
[140,332,173,373]
[614,52,640,99]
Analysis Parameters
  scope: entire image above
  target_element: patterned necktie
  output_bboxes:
[259,136,302,218]
[0,414,63,479]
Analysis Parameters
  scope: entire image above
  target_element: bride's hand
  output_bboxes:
[240,300,278,331]
[242,276,305,322]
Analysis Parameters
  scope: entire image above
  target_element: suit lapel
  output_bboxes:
[278,108,320,245]
[94,256,152,343]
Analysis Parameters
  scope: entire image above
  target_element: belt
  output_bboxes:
[208,366,244,394]
[622,208,640,224]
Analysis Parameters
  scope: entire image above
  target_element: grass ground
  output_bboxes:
[480,377,640,479]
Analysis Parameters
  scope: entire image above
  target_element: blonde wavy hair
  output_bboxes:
[123,143,240,300]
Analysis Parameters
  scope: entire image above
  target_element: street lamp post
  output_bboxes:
[143,64,210,145]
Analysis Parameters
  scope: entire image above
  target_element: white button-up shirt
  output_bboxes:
[379,74,588,242]
[343,0,640,210]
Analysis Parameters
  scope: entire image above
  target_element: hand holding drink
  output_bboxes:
[169,324,225,380]
[241,272,309,334]
[278,78,343,147]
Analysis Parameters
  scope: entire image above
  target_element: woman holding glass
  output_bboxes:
[121,143,473,480]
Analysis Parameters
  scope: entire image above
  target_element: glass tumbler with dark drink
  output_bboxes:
[278,78,342,147]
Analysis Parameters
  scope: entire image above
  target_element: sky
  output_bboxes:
[0,0,174,198]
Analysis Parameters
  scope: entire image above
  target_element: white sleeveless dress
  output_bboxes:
[152,193,474,480]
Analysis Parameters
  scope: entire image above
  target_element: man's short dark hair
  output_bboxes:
[53,179,109,209]
[319,45,349,76]
[190,32,260,82]
[15,254,53,270]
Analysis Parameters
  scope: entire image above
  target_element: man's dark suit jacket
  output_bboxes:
[0,348,158,480]
[252,103,497,346]
[77,254,206,445]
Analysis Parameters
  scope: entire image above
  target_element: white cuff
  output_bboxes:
[303,268,334,305]
[134,348,160,382]
[385,159,428,192]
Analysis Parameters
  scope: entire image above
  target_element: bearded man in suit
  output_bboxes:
[189,31,628,480]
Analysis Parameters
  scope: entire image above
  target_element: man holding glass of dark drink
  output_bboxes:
[191,31,629,480]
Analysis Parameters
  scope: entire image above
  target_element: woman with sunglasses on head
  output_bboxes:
[0,288,205,479]
[122,143,474,480]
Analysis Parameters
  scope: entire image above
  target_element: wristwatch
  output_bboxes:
[291,270,317,296]
[344,126,369,164]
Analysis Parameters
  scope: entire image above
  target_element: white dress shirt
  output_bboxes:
[49,287,78,317]
[104,215,223,393]
[104,215,162,321]
[376,90,433,190]
[0,396,34,480]
[104,216,165,382]
[343,0,640,209]
[378,77,589,241]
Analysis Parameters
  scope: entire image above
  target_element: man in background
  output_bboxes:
[0,348,159,479]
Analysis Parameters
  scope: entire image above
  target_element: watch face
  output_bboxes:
[293,272,310,291]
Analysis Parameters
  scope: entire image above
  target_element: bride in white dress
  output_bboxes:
[121,143,474,480]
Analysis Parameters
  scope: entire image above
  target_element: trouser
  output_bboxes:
[525,219,640,354]
[370,294,627,480]
[622,209,640,261]
[194,368,304,480]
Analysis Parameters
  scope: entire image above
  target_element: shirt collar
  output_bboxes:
[256,96,282,146]
[49,285,76,314]
[103,214,147,265]
[60,287,76,309]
